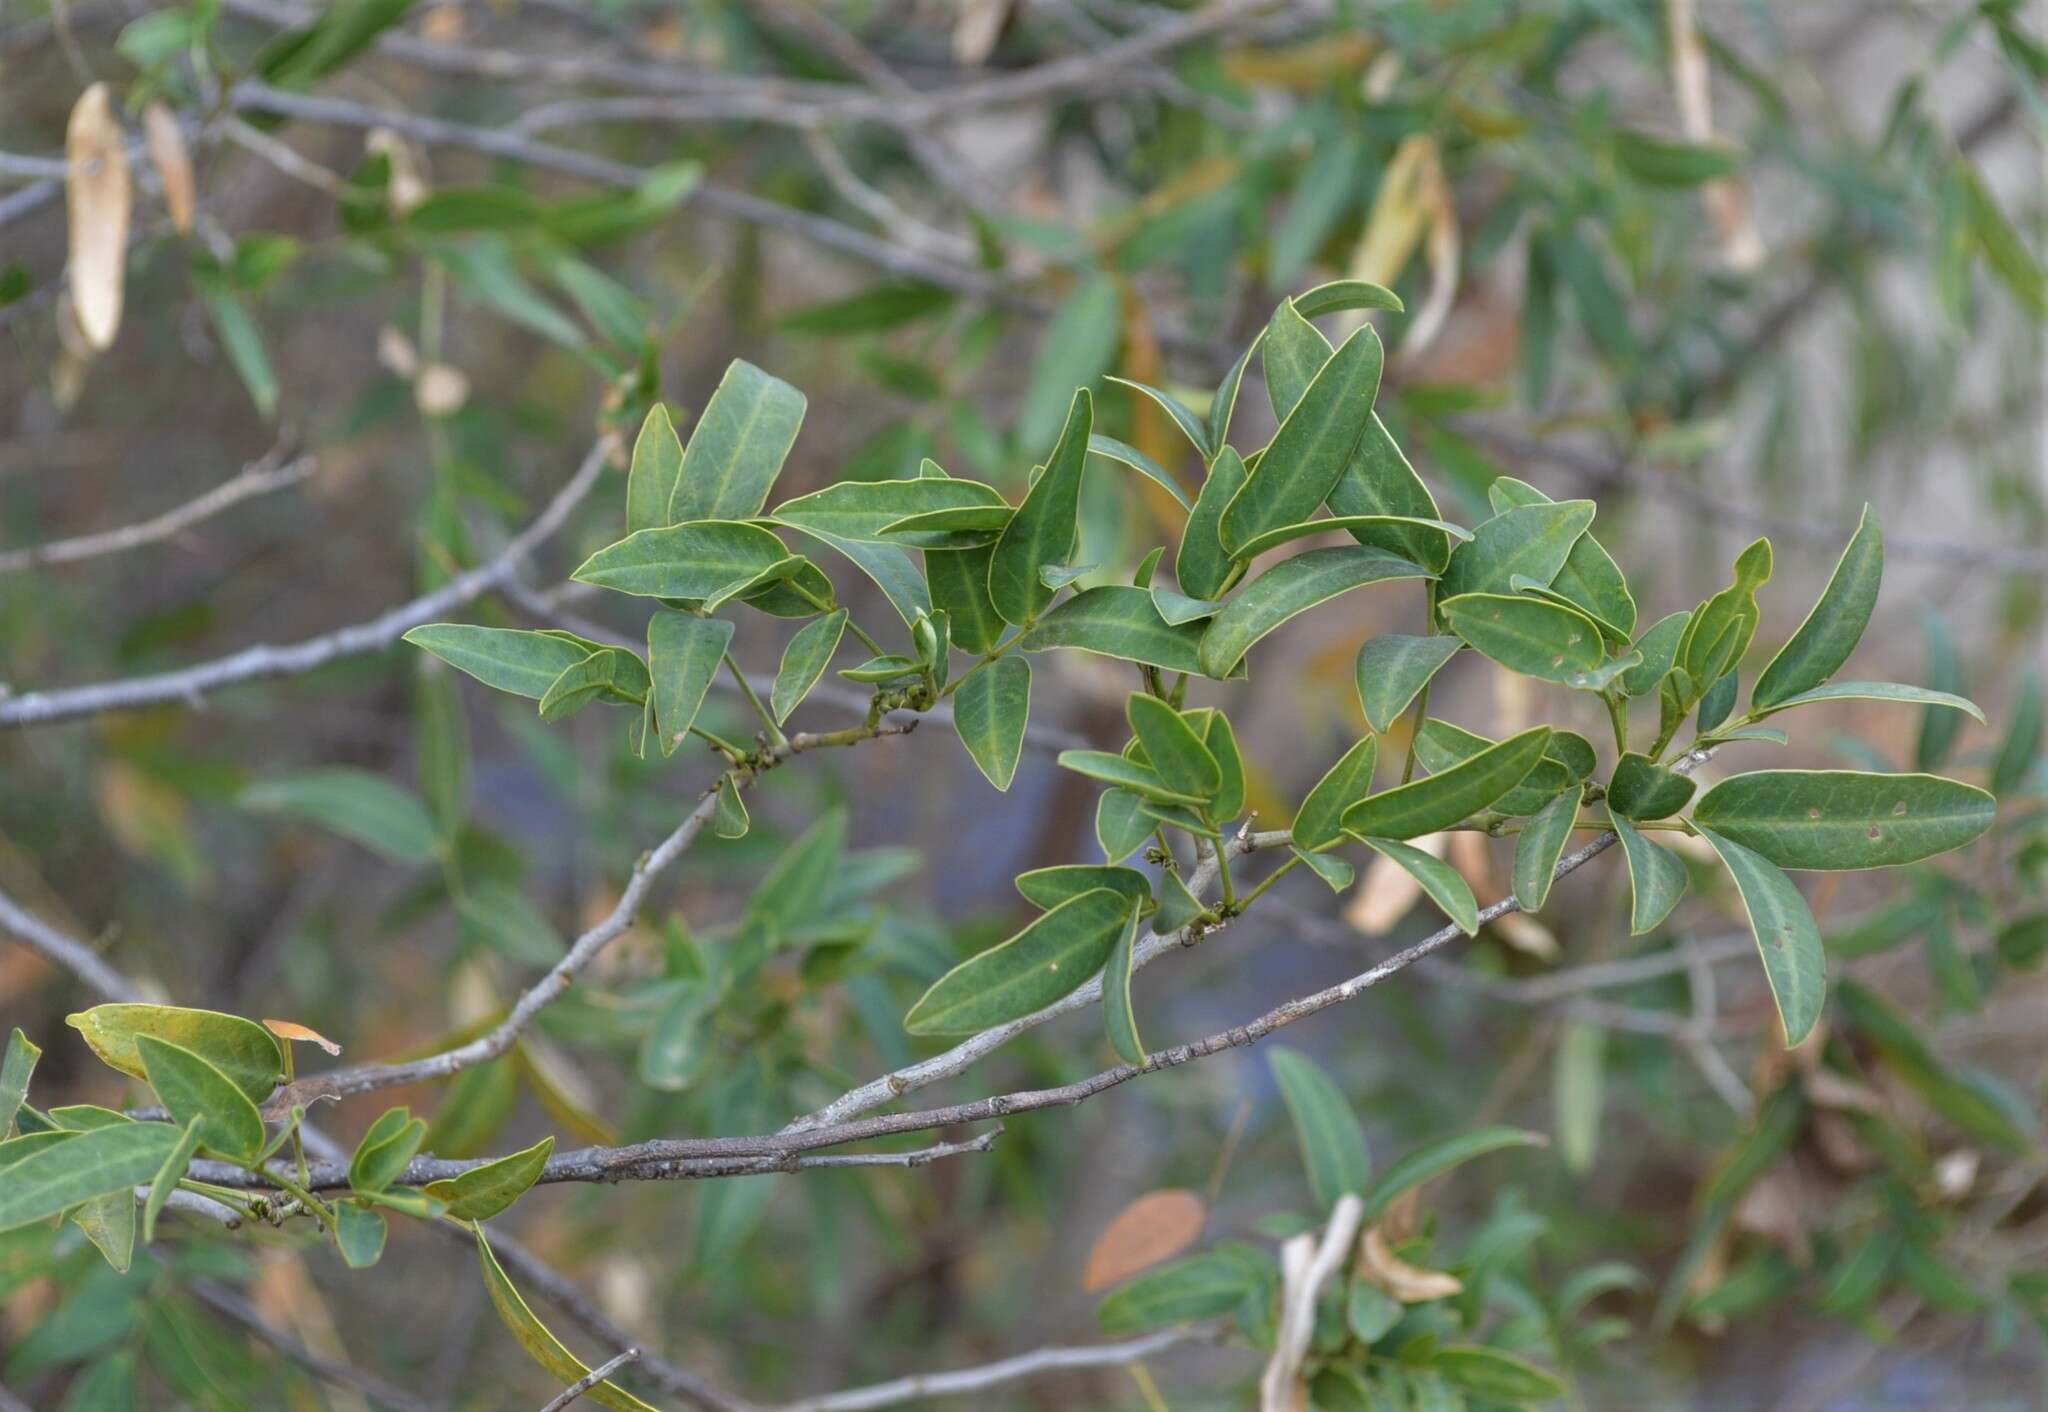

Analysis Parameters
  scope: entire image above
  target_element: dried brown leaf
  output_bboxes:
[263,1019,343,1055]
[1081,1187,1207,1291]
[65,83,132,351]
[1355,1224,1462,1303]
[143,102,193,234]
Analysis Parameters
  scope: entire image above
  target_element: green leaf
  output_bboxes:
[1343,728,1552,840]
[1293,738,1378,851]
[572,519,792,600]
[990,389,1093,625]
[1152,871,1207,933]
[66,1005,283,1103]
[1609,810,1687,936]
[1695,827,1827,1045]
[1107,376,1211,461]
[1175,446,1250,599]
[1325,415,1453,573]
[772,610,847,724]
[838,654,922,684]
[1438,500,1595,601]
[1020,274,1119,452]
[1200,546,1431,677]
[134,1036,264,1164]
[1,1028,38,1136]
[877,505,1012,549]
[1127,694,1221,801]
[1294,840,1358,890]
[904,889,1132,1034]
[1019,585,1209,675]
[404,625,596,700]
[1356,634,1462,734]
[1208,336,1256,456]
[1992,671,2041,797]
[1996,912,2048,971]
[1553,1021,1605,1176]
[259,0,416,87]
[773,477,1009,541]
[0,1121,181,1233]
[779,281,954,335]
[477,1226,661,1408]
[141,1117,204,1244]
[1621,611,1691,697]
[1271,131,1367,284]
[1268,1047,1371,1210]
[332,1200,387,1269]
[1103,910,1146,1066]
[1676,539,1772,690]
[1015,865,1153,914]
[1614,130,1743,185]
[538,647,648,722]
[713,778,749,838]
[1196,710,1247,821]
[954,657,1032,792]
[1262,297,1333,421]
[424,1136,554,1222]
[1916,611,1968,771]
[456,884,561,966]
[69,1189,135,1273]
[196,282,279,418]
[1746,680,1986,725]
[1057,751,1204,806]
[1487,476,1636,636]
[1221,327,1384,551]
[1231,515,1470,565]
[1691,770,1996,870]
[1347,1282,1403,1343]
[1096,1243,1271,1333]
[644,612,732,757]
[927,545,1002,651]
[1835,981,2030,1150]
[1753,507,1882,710]
[1362,1127,1541,1222]
[1089,435,1193,512]
[1149,584,1221,626]
[1294,279,1404,317]
[1433,1345,1566,1402]
[669,359,806,522]
[1513,789,1578,912]
[1359,837,1479,935]
[350,1107,427,1195]
[1607,753,1697,820]
[1409,720,1583,818]
[1095,789,1154,865]
[416,667,469,838]
[1439,593,1604,685]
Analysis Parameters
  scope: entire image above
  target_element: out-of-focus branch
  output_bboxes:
[0,881,144,1001]
[0,448,316,574]
[188,1279,440,1412]
[765,1327,1209,1412]
[0,436,611,729]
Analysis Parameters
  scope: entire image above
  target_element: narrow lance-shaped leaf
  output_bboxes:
[1056,751,1203,806]
[1694,827,1827,1045]
[989,389,1092,626]
[1609,810,1687,935]
[1262,297,1331,421]
[1359,837,1480,936]
[647,612,733,757]
[1513,788,1579,912]
[1268,1047,1371,1211]
[1,1028,39,1136]
[1220,325,1384,551]
[404,625,596,700]
[669,358,806,522]
[0,1121,182,1233]
[624,403,683,533]
[1691,770,1996,870]
[1089,435,1193,511]
[1747,681,1985,724]
[1199,547,1431,678]
[1361,1126,1542,1222]
[1107,375,1210,460]
[476,1226,661,1411]
[1175,445,1249,601]
[1325,415,1453,572]
[1018,586,1209,676]
[1197,710,1247,821]
[142,1117,205,1244]
[1752,506,1881,710]
[771,609,846,724]
[1229,515,1470,565]
[1126,694,1220,800]
[1293,737,1378,852]
[904,889,1132,1035]
[1103,909,1146,1067]
[1343,728,1552,840]
[954,656,1031,792]
[1097,1243,1272,1334]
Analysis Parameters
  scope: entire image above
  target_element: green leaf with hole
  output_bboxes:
[1360,837,1480,935]
[669,359,805,522]
[1695,826,1826,1044]
[1221,326,1384,551]
[1269,1046,1371,1210]
[904,889,1132,1034]
[572,520,792,600]
[350,1107,427,1195]
[953,656,1032,792]
[0,1120,182,1233]
[1438,500,1595,601]
[67,1005,283,1103]
[1176,446,1249,600]
[135,1035,264,1164]
[1019,585,1209,674]
[1607,753,1697,821]
[1362,1126,1541,1222]
[772,609,846,724]
[1127,694,1221,801]
[1103,909,1146,1066]
[1293,738,1378,851]
[1514,788,1579,912]
[1200,547,1430,677]
[1440,593,1605,685]
[1609,810,1687,935]
[424,1136,554,1222]
[990,389,1092,625]
[1356,634,1461,734]
[646,612,732,757]
[1753,507,1881,710]
[1691,770,1996,870]
[1343,728,1552,839]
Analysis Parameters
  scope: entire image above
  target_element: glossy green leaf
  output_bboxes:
[625,404,684,534]
[1107,376,1211,460]
[773,477,1008,541]
[350,1107,427,1195]
[1487,476,1636,636]
[572,519,791,600]
[904,889,1132,1034]
[1753,507,1882,709]
[134,1035,264,1164]
[1096,1243,1271,1333]
[991,389,1093,625]
[1691,770,1996,870]
[1262,297,1332,421]
[771,609,847,724]
[1294,847,1354,892]
[712,777,749,838]
[1513,788,1579,912]
[1127,694,1221,800]
[1694,827,1826,1045]
[404,625,596,700]
[67,1005,283,1103]
[142,1117,204,1244]
[538,647,647,722]
[1231,515,1469,564]
[1197,710,1247,821]
[876,505,1012,549]
[335,1201,389,1268]
[646,612,732,757]
[1103,910,1146,1066]
[1089,435,1193,511]
[1621,611,1691,697]
[1607,753,1697,820]
[1151,584,1223,626]
[1676,538,1772,689]
[1438,500,1595,601]
[1343,728,1552,840]
[954,656,1032,792]
[1018,586,1208,674]
[1293,737,1378,851]
[1016,865,1153,914]
[1440,593,1604,685]
[424,1136,554,1221]
[1356,634,1462,734]
[0,1121,181,1233]
[1434,1345,1566,1402]
[1269,1046,1371,1210]
[1747,680,1986,725]
[669,359,806,522]
[1199,547,1430,677]
[698,553,831,615]
[1409,720,1580,818]
[1362,1126,1540,1222]
[1609,810,1687,936]
[1056,751,1203,806]
[1,1028,38,1136]
[926,545,1003,651]
[1097,788,1153,864]
[1293,279,1403,317]
[1176,445,1249,599]
[1152,871,1207,933]
[1359,837,1479,935]
[1221,326,1383,551]
[1325,415,1452,573]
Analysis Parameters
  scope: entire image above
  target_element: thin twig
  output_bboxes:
[188,1280,440,1412]
[0,883,144,1001]
[767,1328,1207,1412]
[538,1349,641,1412]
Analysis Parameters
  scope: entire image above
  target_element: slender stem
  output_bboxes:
[1605,690,1630,756]
[938,626,1027,701]
[1235,853,1301,911]
[688,723,747,759]
[1215,833,1237,908]
[1400,681,1431,785]
[258,1166,336,1234]
[790,580,887,656]
[723,650,788,747]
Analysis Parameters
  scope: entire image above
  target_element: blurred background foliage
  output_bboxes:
[1,0,2043,1407]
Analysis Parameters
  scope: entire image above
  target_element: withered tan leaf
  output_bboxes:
[1355,1224,1462,1302]
[143,102,193,234]
[263,1018,343,1055]
[1081,1187,1207,1291]
[65,83,132,351]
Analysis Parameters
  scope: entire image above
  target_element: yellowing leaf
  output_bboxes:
[142,102,193,234]
[264,1019,343,1055]
[1081,1188,1207,1291]
[475,1226,659,1411]
[65,83,131,351]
